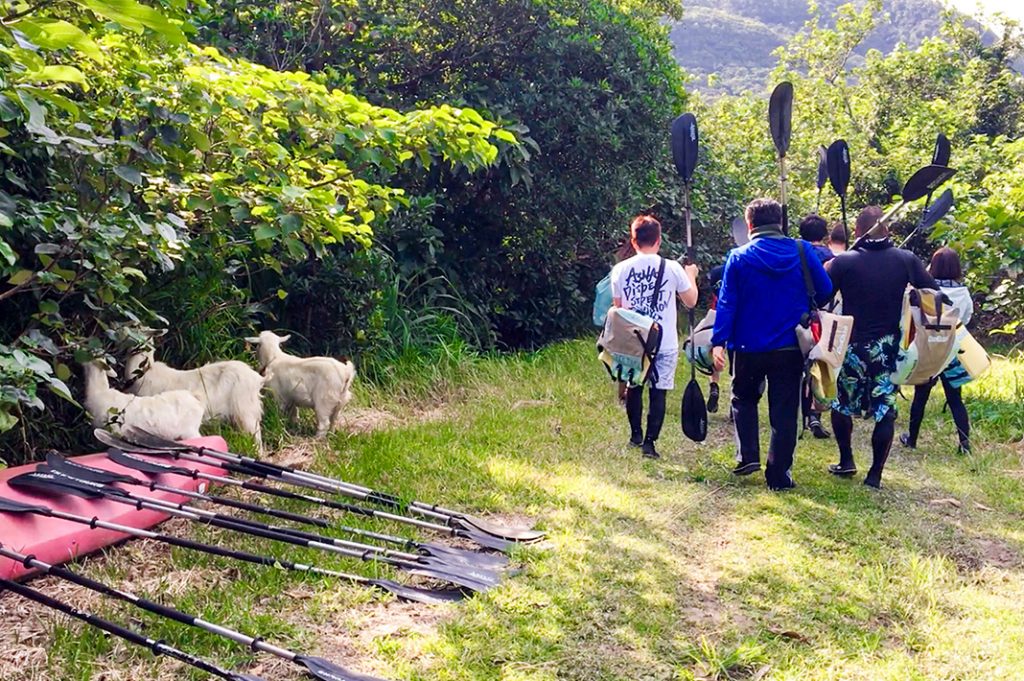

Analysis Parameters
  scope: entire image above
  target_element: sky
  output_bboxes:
[945,0,1024,25]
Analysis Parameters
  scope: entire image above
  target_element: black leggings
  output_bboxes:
[626,386,667,444]
[907,375,970,448]
[832,409,896,485]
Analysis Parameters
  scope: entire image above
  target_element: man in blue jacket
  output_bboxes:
[712,198,833,490]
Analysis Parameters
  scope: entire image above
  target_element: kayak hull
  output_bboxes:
[0,436,228,580]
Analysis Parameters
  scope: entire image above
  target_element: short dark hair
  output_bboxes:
[799,214,828,242]
[854,206,885,238]
[630,215,661,248]
[829,222,847,244]
[929,246,962,280]
[745,198,783,228]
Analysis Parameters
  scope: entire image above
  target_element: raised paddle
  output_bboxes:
[933,133,951,166]
[0,576,266,681]
[94,429,513,552]
[731,216,749,247]
[104,448,507,570]
[851,164,957,250]
[769,82,794,234]
[0,496,461,605]
[898,188,954,248]
[671,112,707,443]
[0,545,390,681]
[816,145,828,212]
[117,427,544,544]
[826,139,852,248]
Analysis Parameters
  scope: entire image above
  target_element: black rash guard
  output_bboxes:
[829,238,938,344]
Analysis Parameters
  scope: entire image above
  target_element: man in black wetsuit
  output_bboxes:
[827,206,938,488]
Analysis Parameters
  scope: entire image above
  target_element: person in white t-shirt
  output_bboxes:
[611,215,699,459]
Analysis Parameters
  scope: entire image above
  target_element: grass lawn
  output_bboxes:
[2,339,1023,681]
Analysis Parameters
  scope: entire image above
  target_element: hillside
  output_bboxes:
[671,0,954,95]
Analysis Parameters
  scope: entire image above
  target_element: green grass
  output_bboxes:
[4,340,1024,681]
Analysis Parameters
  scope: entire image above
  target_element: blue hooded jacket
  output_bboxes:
[711,228,833,353]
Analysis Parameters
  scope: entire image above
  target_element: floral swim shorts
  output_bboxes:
[832,334,899,422]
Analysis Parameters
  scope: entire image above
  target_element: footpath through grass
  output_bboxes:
[3,340,1024,680]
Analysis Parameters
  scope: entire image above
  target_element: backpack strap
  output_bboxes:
[796,241,817,316]
[650,257,667,314]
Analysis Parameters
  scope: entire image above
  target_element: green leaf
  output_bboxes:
[254,224,278,241]
[48,377,78,405]
[23,65,88,86]
[7,269,33,286]
[0,95,21,122]
[0,409,17,434]
[56,363,72,382]
[77,0,186,44]
[0,238,15,265]
[113,165,144,186]
[15,18,105,62]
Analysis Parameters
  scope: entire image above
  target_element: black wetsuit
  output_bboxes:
[827,239,938,487]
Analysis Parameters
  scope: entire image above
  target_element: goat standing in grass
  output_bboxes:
[246,331,355,438]
[82,360,204,441]
[124,349,265,449]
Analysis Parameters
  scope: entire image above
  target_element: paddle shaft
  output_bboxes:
[0,500,411,589]
[0,576,254,681]
[113,452,469,552]
[0,546,300,662]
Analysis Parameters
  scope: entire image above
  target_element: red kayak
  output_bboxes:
[0,436,227,580]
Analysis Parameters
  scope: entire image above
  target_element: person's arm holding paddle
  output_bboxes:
[710,254,738,371]
[678,263,699,309]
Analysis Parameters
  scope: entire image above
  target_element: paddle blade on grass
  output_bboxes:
[297,656,391,681]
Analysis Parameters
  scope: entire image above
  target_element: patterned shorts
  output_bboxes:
[832,334,899,422]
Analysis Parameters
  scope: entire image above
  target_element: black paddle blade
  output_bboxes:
[456,527,512,553]
[921,188,954,229]
[369,577,466,605]
[933,133,951,166]
[671,113,699,182]
[816,145,828,190]
[0,496,51,514]
[827,139,851,198]
[8,470,106,499]
[46,452,135,485]
[450,514,545,543]
[768,81,794,157]
[901,164,957,202]
[108,448,193,477]
[731,216,749,247]
[230,675,266,681]
[296,656,389,681]
[681,379,708,443]
[418,542,510,569]
[95,428,172,455]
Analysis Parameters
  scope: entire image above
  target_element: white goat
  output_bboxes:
[82,361,204,441]
[246,331,355,437]
[124,349,264,448]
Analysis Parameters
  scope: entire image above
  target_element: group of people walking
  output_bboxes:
[608,198,974,490]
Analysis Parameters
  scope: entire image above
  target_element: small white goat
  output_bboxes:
[124,350,264,448]
[246,331,355,437]
[82,361,204,441]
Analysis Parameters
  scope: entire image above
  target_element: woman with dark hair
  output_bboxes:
[901,247,974,454]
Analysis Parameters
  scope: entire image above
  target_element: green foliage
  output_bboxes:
[699,4,1024,328]
[0,0,508,451]
[199,0,688,348]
